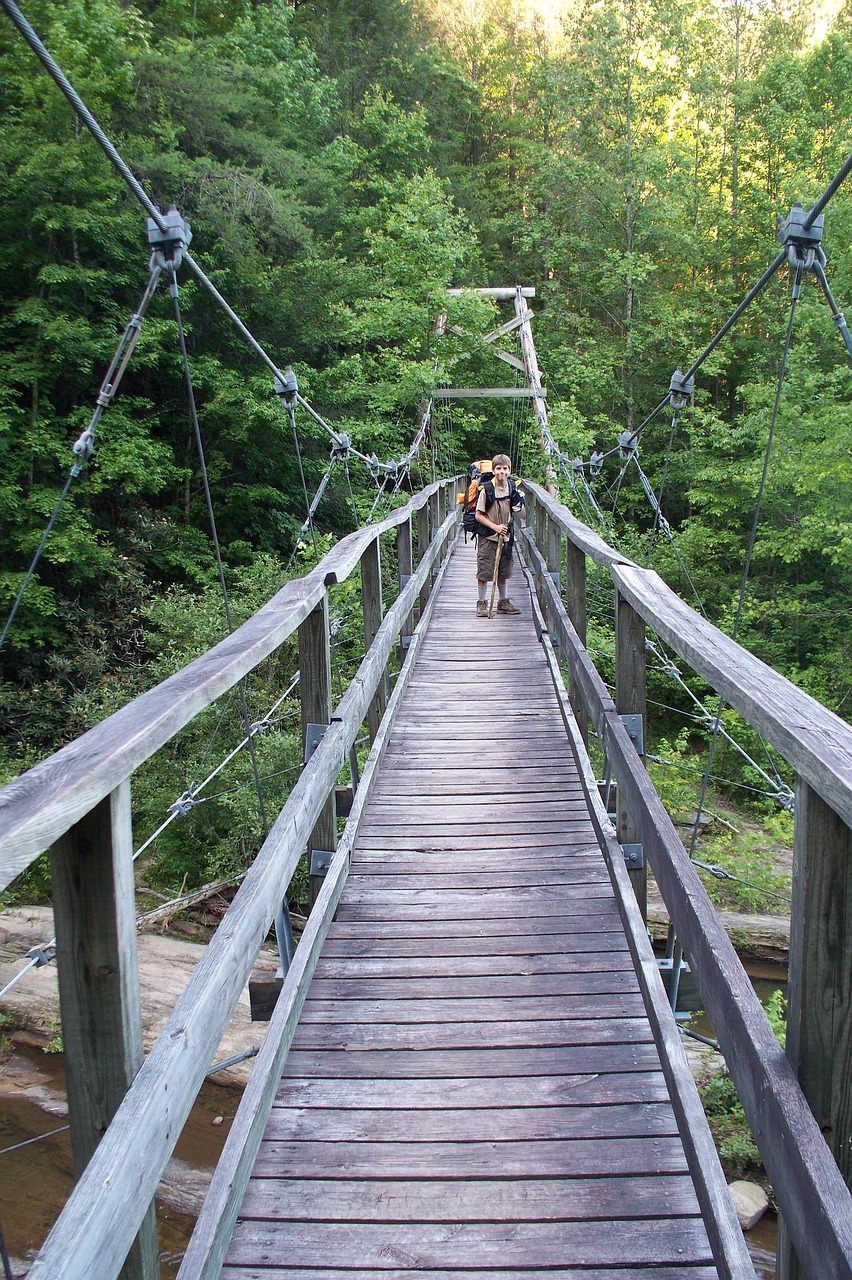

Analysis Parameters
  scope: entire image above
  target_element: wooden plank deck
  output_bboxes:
[221,541,719,1279]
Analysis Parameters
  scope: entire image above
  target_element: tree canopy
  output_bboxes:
[1,0,851,886]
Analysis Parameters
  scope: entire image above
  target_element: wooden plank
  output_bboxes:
[283,1040,663,1079]
[273,1073,669,1109]
[361,538,388,742]
[318,930,629,958]
[779,780,852,1280]
[289,1018,654,1051]
[261,1101,678,1143]
[297,993,647,1023]
[299,596,335,900]
[237,1174,702,1221]
[49,782,159,1280]
[303,971,638,1000]
[224,1220,714,1270]
[312,949,635,976]
[446,286,536,298]
[324,915,626,939]
[231,1263,713,1280]
[615,588,648,916]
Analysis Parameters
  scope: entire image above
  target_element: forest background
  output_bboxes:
[1,0,850,898]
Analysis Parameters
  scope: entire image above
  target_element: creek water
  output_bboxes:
[0,1044,239,1277]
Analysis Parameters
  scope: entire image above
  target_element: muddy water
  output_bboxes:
[0,1045,239,1277]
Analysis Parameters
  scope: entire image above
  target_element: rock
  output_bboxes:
[728,1179,770,1230]
[0,906,279,1087]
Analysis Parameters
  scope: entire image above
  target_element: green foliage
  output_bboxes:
[2,0,852,907]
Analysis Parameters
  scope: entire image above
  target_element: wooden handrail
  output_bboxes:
[520,516,852,1279]
[522,480,852,827]
[0,480,450,888]
[24,497,461,1280]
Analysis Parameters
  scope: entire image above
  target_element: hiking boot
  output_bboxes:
[497,598,521,615]
[476,599,488,618]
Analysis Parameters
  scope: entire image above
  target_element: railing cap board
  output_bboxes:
[523,481,639,569]
[0,481,455,890]
[613,562,852,830]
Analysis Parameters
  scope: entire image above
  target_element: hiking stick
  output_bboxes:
[487,533,505,619]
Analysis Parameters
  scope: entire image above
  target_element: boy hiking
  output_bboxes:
[474,453,525,617]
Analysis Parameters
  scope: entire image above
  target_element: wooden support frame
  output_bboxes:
[777,780,852,1280]
[396,516,414,662]
[299,597,335,904]
[49,782,159,1280]
[615,589,648,917]
[360,538,387,742]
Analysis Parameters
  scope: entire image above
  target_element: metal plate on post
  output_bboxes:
[620,843,644,870]
[620,713,644,755]
[309,849,334,878]
[304,722,329,764]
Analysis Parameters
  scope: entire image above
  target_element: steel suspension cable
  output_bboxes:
[170,271,270,838]
[687,258,805,860]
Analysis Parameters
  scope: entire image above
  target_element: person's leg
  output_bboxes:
[475,540,496,615]
[496,560,520,613]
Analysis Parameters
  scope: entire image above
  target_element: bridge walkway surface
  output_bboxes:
[221,540,720,1278]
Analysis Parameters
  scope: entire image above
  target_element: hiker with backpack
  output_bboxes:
[473,453,525,618]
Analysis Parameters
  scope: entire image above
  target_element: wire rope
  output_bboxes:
[170,271,270,838]
[687,259,805,858]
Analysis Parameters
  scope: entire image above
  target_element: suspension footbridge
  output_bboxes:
[1,486,852,1280]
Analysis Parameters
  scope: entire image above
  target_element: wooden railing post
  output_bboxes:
[545,512,562,638]
[361,536,388,742]
[49,781,159,1280]
[777,780,852,1280]
[565,535,588,743]
[416,499,430,616]
[396,515,414,663]
[299,595,336,903]
[615,589,647,918]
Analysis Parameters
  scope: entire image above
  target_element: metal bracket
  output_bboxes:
[400,574,412,588]
[310,849,334,878]
[620,713,644,755]
[549,570,561,592]
[400,635,413,649]
[620,843,644,870]
[304,722,329,764]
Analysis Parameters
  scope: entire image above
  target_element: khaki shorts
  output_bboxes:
[476,536,514,582]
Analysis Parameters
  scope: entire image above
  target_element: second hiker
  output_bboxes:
[473,452,525,617]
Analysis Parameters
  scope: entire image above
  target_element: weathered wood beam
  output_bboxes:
[49,782,159,1280]
[360,538,387,742]
[445,286,536,299]
[777,780,852,1280]
[615,590,648,918]
[435,387,545,398]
